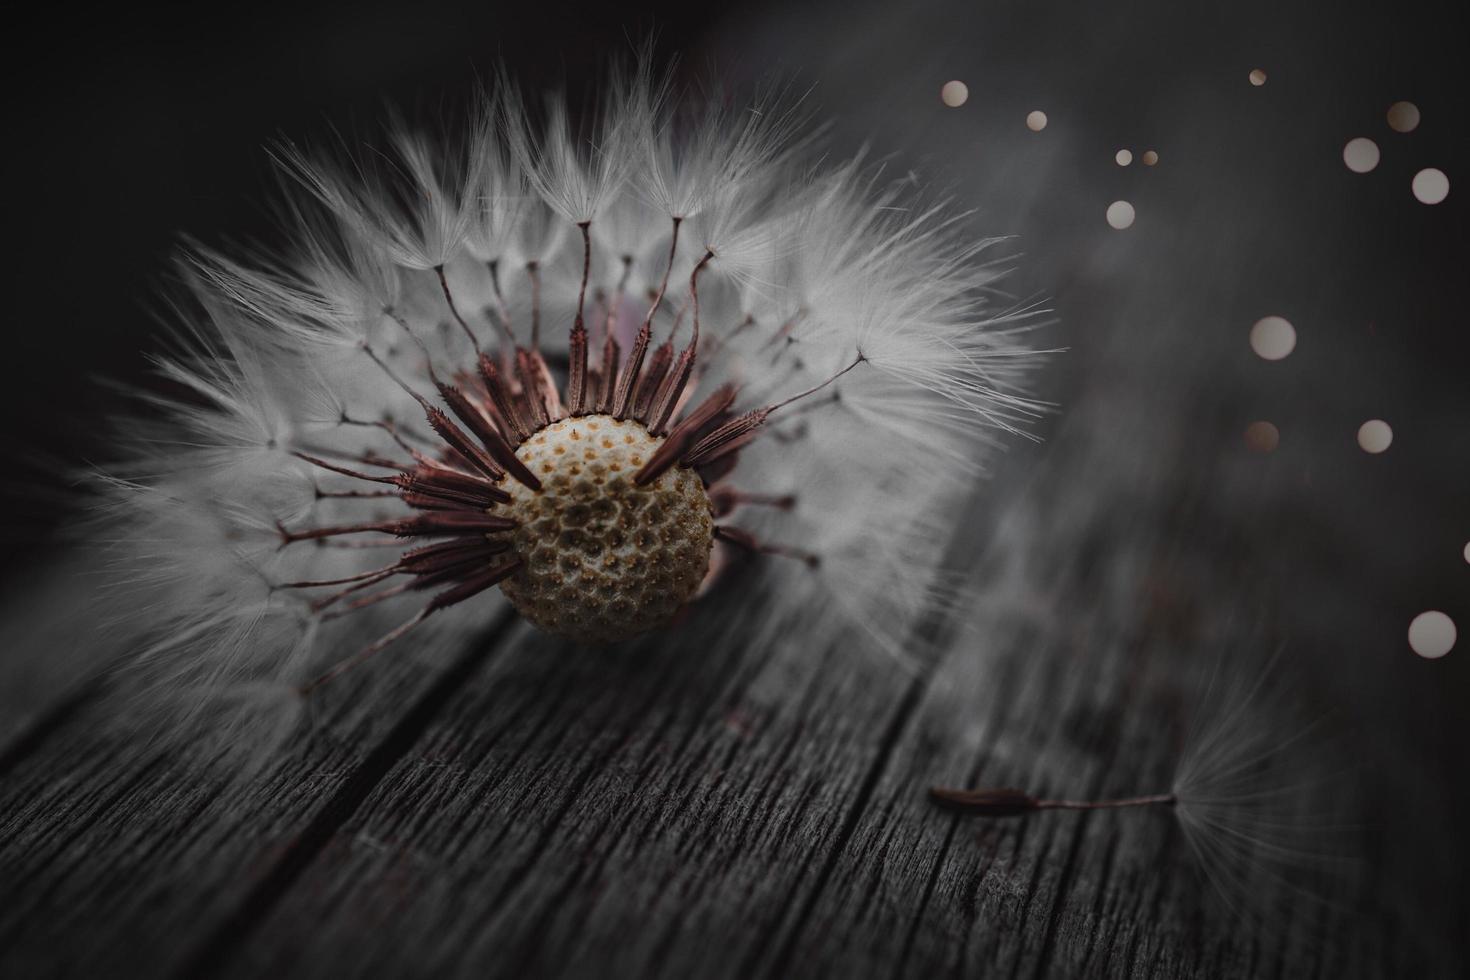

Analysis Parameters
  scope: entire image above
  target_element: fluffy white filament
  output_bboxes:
[82,63,1045,750]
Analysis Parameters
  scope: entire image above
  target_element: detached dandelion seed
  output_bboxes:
[90,55,1043,742]
[931,653,1357,926]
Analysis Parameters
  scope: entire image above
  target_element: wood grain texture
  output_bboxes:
[0,402,1462,979]
[0,606,521,978]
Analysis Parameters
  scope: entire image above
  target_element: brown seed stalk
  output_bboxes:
[928,786,1177,816]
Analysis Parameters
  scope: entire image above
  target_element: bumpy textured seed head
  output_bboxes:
[496,415,714,644]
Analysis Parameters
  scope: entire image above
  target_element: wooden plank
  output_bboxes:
[0,603,521,978]
[754,427,1370,980]
[211,593,931,978]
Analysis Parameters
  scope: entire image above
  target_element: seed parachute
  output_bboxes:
[92,55,1044,726]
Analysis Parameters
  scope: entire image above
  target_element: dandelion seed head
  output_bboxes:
[82,55,1043,748]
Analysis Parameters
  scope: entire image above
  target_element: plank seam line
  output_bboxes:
[1023,634,1151,980]
[757,520,988,979]
[1117,815,1176,977]
[759,667,933,979]
[645,670,821,976]
[889,649,1027,979]
[497,655,785,975]
[171,605,522,980]
[1018,811,1091,980]
[1076,820,1124,971]
[519,639,792,967]
[476,662,680,927]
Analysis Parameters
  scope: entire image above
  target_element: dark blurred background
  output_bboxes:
[2,0,1466,958]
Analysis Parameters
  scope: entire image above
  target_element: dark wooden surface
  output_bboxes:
[2,360,1463,980]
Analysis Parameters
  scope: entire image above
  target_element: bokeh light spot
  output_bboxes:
[1408,611,1456,659]
[1463,541,1470,565]
[1026,110,1048,132]
[1106,200,1135,229]
[1386,101,1420,133]
[1244,421,1280,453]
[1357,419,1393,454]
[940,81,969,108]
[1249,69,1267,86]
[1115,149,1133,166]
[1249,316,1296,361]
[1142,149,1159,166]
[1412,168,1449,204]
[1343,137,1380,173]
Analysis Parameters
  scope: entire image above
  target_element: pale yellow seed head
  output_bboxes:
[496,415,714,644]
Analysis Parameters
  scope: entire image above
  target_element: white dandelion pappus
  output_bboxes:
[930,652,1359,930]
[1168,654,1360,930]
[87,58,1044,747]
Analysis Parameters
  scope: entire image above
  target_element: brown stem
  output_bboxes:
[383,308,442,384]
[1036,793,1177,810]
[768,352,866,414]
[928,786,1177,817]
[567,221,593,415]
[434,265,479,352]
[601,254,633,347]
[526,260,542,350]
[484,259,517,348]
[687,249,715,351]
[715,525,820,569]
[643,216,682,332]
[574,221,592,330]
